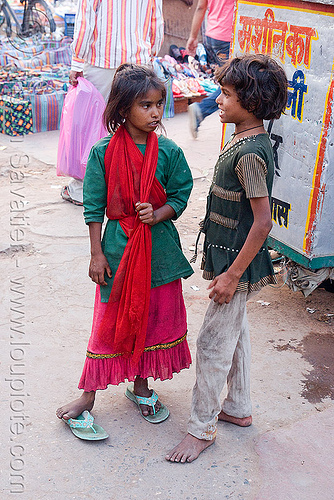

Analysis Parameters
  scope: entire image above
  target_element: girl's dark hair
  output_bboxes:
[103,63,167,133]
[215,54,288,120]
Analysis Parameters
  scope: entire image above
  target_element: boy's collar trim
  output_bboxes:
[219,132,268,156]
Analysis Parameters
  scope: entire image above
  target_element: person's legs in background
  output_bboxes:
[82,64,116,101]
[204,36,230,68]
[62,65,116,205]
[188,88,220,138]
[188,37,230,138]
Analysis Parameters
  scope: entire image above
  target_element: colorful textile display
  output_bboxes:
[163,77,174,119]
[0,94,33,136]
[0,37,72,69]
[24,81,66,133]
[0,36,71,134]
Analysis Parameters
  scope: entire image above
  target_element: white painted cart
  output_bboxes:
[226,0,334,293]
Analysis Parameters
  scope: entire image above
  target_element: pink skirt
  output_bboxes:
[79,279,191,391]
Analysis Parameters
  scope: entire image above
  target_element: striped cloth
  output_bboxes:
[71,0,164,71]
[235,153,269,199]
[27,89,65,133]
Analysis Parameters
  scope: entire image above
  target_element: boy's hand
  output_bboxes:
[208,272,239,304]
[135,202,156,226]
[89,252,112,286]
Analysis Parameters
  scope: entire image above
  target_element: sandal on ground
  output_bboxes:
[164,54,178,66]
[64,410,109,440]
[173,79,192,98]
[198,79,219,93]
[172,81,183,98]
[185,78,201,97]
[61,186,83,206]
[189,78,207,95]
[125,383,170,424]
[161,60,178,78]
[153,58,167,79]
[169,44,183,62]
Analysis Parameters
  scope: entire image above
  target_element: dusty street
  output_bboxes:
[1,111,333,500]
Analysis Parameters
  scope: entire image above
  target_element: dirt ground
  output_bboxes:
[0,112,333,500]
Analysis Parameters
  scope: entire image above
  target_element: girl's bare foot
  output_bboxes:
[134,376,162,416]
[218,410,252,427]
[56,391,96,420]
[165,433,215,463]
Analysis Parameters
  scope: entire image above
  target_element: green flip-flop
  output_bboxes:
[64,410,109,440]
[125,383,170,424]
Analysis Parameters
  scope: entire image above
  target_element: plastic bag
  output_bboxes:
[57,77,107,180]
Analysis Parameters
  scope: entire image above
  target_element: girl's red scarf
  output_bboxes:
[97,125,167,364]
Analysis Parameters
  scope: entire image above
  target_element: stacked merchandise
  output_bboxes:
[0,36,72,68]
[0,37,71,135]
[153,43,219,115]
[53,0,78,38]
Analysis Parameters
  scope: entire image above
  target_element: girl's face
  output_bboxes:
[124,88,164,143]
[216,83,251,125]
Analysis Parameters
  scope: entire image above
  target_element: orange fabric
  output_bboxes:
[97,126,167,363]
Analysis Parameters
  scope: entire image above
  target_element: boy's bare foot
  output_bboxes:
[56,391,95,421]
[134,376,161,416]
[218,410,252,427]
[165,433,215,463]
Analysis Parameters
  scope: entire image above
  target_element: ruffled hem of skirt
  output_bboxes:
[78,338,192,391]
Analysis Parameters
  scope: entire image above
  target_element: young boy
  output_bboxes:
[166,54,288,463]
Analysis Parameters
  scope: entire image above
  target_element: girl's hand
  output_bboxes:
[89,252,112,286]
[135,202,156,226]
[208,271,239,304]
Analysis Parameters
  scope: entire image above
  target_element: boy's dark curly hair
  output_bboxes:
[103,63,166,133]
[215,54,288,120]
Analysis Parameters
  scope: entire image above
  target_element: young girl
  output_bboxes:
[166,54,288,462]
[57,64,193,430]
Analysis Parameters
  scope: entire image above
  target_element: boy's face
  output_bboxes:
[216,83,251,125]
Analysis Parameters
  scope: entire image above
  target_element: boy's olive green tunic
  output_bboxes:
[83,134,194,303]
[201,133,276,292]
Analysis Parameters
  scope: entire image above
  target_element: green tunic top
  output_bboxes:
[83,134,194,302]
[201,133,276,292]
